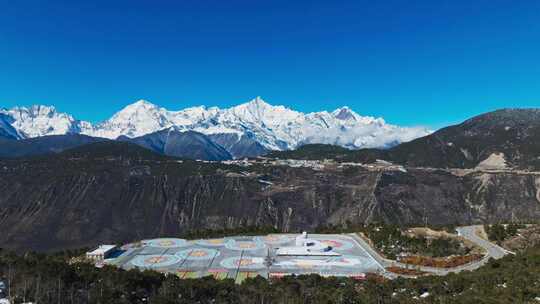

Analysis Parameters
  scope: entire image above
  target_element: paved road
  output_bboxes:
[456,225,510,259]
[349,225,511,278]
[345,233,394,278]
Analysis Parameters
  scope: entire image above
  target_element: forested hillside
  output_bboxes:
[0,245,538,303]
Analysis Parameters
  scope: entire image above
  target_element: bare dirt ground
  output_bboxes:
[404,227,485,255]
[502,224,540,252]
[358,227,486,269]
[398,254,484,268]
[403,227,453,238]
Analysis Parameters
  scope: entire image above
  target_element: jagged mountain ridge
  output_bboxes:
[0,130,247,161]
[376,108,540,169]
[1,97,430,156]
[120,129,233,161]
[272,108,540,170]
[0,105,93,138]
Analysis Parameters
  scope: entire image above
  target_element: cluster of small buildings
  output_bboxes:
[221,157,334,170]
[221,157,408,173]
[360,160,408,172]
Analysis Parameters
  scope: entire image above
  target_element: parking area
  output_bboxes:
[109,234,383,283]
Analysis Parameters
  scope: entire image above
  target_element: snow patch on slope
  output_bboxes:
[476,153,508,170]
[1,105,93,138]
[0,113,21,139]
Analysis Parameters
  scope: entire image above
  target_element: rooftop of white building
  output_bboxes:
[87,245,116,255]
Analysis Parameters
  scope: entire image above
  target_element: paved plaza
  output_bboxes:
[110,234,383,283]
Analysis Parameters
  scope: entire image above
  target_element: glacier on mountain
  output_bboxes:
[0,105,93,138]
[0,97,431,151]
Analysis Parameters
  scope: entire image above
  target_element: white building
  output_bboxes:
[276,232,340,256]
[86,245,117,262]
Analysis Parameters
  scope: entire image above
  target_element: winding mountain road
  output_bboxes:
[349,225,511,278]
[456,225,511,259]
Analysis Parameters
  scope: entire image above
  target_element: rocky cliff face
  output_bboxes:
[0,154,376,251]
[1,144,539,251]
[374,170,540,226]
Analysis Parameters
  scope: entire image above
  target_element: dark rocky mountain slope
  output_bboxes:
[272,109,540,170]
[119,129,233,161]
[1,141,539,251]
[0,113,20,140]
[0,134,108,158]
[0,129,234,161]
[208,133,269,158]
[380,108,540,169]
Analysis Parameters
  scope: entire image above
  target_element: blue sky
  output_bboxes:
[1,0,539,128]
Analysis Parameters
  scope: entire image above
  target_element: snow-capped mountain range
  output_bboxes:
[0,97,430,152]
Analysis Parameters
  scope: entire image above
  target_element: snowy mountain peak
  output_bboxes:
[92,100,170,139]
[333,106,359,121]
[247,96,269,107]
[225,97,302,134]
[13,105,58,117]
[2,104,88,138]
[1,98,432,151]
[129,99,158,108]
[116,99,160,115]
[234,96,275,112]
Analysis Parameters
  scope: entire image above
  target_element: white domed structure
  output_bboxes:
[276,232,341,256]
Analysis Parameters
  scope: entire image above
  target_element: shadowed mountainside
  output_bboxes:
[271,109,540,170]
[1,141,540,251]
[0,134,108,158]
[119,129,233,161]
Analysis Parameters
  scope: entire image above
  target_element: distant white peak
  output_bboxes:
[228,96,301,123]
[238,96,292,110]
[248,96,268,106]
[233,96,272,111]
[121,99,160,111]
[10,104,59,117]
[109,100,165,119]
[132,99,156,106]
[332,106,360,121]
[31,104,57,114]
[3,104,81,138]
[2,97,432,151]
[89,99,172,139]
